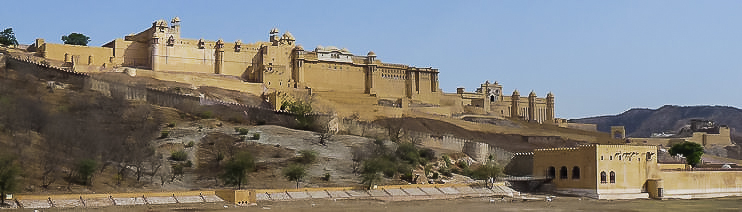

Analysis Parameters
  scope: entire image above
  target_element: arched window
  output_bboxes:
[547,167,555,178]
[490,95,495,102]
[610,171,616,183]
[572,166,580,179]
[559,166,568,179]
[600,171,607,183]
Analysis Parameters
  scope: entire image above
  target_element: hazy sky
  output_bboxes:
[3,1,741,118]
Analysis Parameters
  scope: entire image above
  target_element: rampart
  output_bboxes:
[659,170,742,199]
[339,119,514,163]
[4,54,299,127]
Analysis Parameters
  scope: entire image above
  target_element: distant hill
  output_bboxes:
[570,105,742,139]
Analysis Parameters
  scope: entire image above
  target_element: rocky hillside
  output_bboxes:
[570,105,742,140]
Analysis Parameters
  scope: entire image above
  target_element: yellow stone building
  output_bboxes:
[34,17,441,105]
[619,120,733,147]
[454,81,555,123]
[533,144,742,199]
[30,17,555,121]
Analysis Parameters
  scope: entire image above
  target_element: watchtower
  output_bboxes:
[611,126,626,139]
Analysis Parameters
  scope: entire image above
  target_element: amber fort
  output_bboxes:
[27,17,556,122]
[1,17,741,204]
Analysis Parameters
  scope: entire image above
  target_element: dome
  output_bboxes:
[282,31,295,40]
[512,89,520,96]
[296,45,304,51]
[547,92,554,98]
[529,90,537,96]
[154,19,167,26]
[270,28,279,34]
[315,45,324,51]
[171,17,180,23]
[367,51,376,57]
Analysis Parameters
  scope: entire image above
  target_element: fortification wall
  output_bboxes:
[43,43,113,66]
[564,123,597,132]
[339,119,513,163]
[375,67,408,99]
[117,40,150,68]
[302,62,366,93]
[659,170,742,199]
[6,54,297,127]
[6,55,87,87]
[504,152,533,176]
[136,70,264,95]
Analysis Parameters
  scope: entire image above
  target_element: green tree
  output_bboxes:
[61,33,90,46]
[76,159,98,185]
[0,28,19,46]
[282,164,307,189]
[669,142,704,167]
[220,151,255,189]
[360,157,392,189]
[0,156,20,206]
[470,162,501,180]
[296,150,318,164]
[282,100,314,130]
[395,142,422,166]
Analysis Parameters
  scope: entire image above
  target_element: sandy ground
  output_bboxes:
[11,196,741,212]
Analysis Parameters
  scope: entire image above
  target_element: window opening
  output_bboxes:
[559,166,568,179]
[610,171,616,183]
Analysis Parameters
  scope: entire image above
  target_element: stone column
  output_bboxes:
[510,90,520,118]
[546,92,555,123]
[215,39,224,74]
[528,91,537,122]
[151,36,160,71]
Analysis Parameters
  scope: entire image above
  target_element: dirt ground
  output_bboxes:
[17,196,741,212]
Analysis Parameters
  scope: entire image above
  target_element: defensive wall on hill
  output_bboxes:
[3,54,300,126]
[6,53,539,164]
[338,119,514,162]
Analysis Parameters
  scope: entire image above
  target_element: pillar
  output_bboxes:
[511,90,520,118]
[528,91,537,122]
[546,92,555,123]
[215,39,224,74]
[151,36,160,71]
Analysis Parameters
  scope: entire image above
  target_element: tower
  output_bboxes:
[365,51,377,95]
[214,39,224,74]
[150,19,167,71]
[528,91,537,122]
[170,17,180,34]
[293,45,305,88]
[511,90,520,118]
[269,28,279,45]
[546,92,555,123]
[611,126,626,139]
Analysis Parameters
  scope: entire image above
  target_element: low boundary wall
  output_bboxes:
[339,119,514,162]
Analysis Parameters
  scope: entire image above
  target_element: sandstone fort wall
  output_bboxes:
[339,119,514,163]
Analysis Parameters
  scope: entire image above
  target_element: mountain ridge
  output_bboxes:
[570,105,742,139]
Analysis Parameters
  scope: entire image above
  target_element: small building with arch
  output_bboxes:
[533,144,742,199]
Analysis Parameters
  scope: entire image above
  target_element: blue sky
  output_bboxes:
[3,1,741,118]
